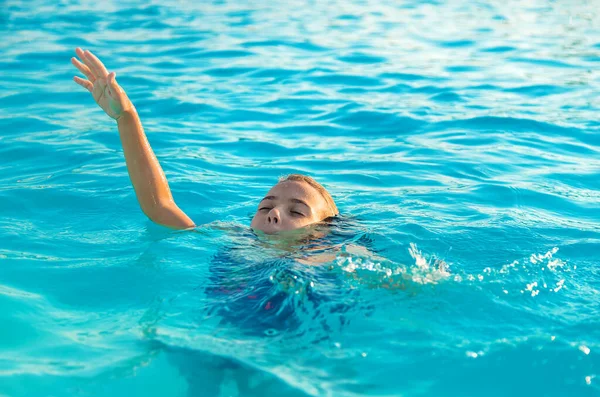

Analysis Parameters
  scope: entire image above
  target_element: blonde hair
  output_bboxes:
[279,174,338,218]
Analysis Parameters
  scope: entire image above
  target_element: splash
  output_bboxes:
[334,242,450,289]
[457,247,573,298]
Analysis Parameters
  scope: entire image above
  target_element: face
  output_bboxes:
[250,180,331,234]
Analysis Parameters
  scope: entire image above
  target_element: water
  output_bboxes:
[1,0,599,395]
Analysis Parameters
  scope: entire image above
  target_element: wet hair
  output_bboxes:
[279,174,339,218]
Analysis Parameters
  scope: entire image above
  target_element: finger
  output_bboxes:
[81,50,104,78]
[75,47,98,80]
[73,76,93,92]
[75,47,86,60]
[71,57,95,82]
[84,49,109,77]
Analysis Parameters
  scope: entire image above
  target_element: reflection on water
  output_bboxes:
[1,0,599,395]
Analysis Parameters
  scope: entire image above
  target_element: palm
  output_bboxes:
[71,48,130,120]
[91,77,122,119]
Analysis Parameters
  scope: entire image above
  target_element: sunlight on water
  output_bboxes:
[1,0,599,396]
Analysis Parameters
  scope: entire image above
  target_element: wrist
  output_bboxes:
[116,107,138,124]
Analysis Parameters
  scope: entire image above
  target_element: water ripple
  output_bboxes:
[1,0,600,396]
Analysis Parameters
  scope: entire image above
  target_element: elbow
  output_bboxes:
[142,201,195,230]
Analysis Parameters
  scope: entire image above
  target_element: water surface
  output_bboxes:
[1,0,599,396]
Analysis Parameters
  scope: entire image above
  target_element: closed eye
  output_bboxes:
[259,207,272,211]
[291,211,305,216]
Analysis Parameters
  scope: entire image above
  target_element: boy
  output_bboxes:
[71,48,338,233]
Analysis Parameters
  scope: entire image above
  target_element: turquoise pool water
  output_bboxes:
[1,0,599,396]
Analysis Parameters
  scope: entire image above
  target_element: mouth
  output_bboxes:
[251,223,280,235]
[252,223,326,240]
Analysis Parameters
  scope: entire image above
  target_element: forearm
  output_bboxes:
[116,108,193,227]
[72,48,194,229]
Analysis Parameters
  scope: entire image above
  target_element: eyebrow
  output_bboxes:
[260,196,311,208]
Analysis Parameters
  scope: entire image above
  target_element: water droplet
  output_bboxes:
[526,281,538,291]
[585,376,592,385]
[466,351,478,358]
[551,336,556,341]
[579,345,590,355]
[361,352,367,357]
[334,342,341,348]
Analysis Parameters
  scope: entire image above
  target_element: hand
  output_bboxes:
[71,48,133,120]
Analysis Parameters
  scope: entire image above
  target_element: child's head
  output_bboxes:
[250,174,338,234]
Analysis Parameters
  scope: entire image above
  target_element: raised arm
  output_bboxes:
[71,48,195,230]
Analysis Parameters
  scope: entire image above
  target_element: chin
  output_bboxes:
[255,228,278,235]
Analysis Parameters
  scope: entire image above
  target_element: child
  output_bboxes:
[71,48,338,233]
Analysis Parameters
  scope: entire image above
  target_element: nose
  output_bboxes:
[267,208,280,225]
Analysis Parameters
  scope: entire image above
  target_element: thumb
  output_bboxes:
[107,72,120,98]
